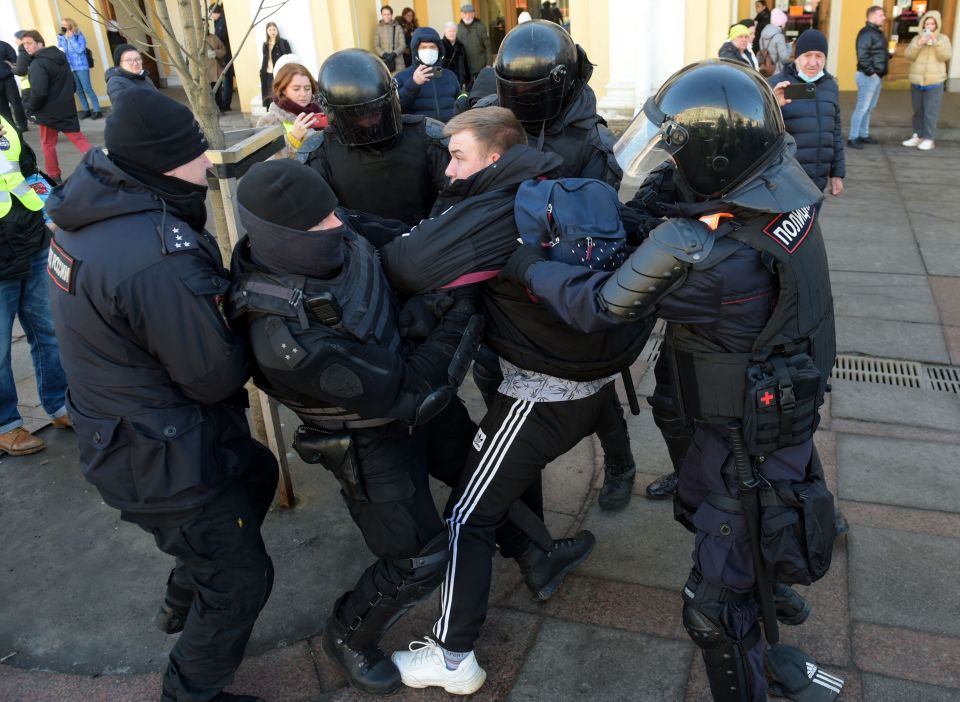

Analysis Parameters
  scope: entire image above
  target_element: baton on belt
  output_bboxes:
[727,420,779,645]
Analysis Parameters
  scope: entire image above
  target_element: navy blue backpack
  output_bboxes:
[514,178,628,272]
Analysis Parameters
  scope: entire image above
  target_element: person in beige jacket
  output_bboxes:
[902,10,952,151]
[204,31,226,99]
[374,5,406,75]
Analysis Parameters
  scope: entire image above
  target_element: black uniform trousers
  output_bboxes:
[432,383,619,652]
[337,398,535,634]
[677,425,816,701]
[0,77,27,130]
[126,441,279,702]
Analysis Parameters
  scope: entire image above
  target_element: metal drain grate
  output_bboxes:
[926,365,960,394]
[830,355,924,388]
[636,342,960,395]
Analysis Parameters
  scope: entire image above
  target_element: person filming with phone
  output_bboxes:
[396,26,461,122]
[902,10,952,151]
[770,30,844,197]
[256,62,327,159]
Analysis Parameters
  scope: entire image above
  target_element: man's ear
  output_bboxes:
[488,152,501,164]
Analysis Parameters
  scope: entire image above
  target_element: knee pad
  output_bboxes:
[394,530,450,591]
[682,570,762,702]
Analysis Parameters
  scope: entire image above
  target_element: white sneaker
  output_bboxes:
[902,134,921,147]
[391,637,487,695]
[918,139,935,151]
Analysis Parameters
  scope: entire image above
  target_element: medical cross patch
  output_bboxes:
[47,239,79,294]
[762,205,816,253]
[757,389,776,408]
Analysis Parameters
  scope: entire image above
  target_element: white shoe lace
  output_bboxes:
[406,637,444,666]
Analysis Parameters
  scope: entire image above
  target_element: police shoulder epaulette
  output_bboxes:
[160,219,199,254]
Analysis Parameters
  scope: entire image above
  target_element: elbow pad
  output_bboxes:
[598,218,714,319]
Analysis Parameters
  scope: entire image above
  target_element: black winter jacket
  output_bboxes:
[769,64,845,191]
[104,66,158,102]
[46,150,256,515]
[441,36,469,89]
[0,41,16,81]
[381,145,646,381]
[24,47,80,132]
[0,137,49,280]
[718,42,752,66]
[396,27,461,122]
[260,37,291,74]
[856,22,889,77]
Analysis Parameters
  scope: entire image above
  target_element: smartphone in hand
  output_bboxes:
[783,83,816,100]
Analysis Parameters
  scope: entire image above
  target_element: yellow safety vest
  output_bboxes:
[0,115,45,218]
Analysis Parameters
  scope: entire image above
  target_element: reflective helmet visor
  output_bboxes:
[325,85,402,146]
[613,97,686,181]
[496,65,569,123]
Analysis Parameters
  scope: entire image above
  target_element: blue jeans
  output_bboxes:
[849,71,882,140]
[0,247,68,433]
[72,69,101,112]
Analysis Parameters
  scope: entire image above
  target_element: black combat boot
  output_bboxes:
[162,687,266,701]
[79,109,91,119]
[774,583,812,626]
[322,615,402,695]
[516,530,596,601]
[644,471,678,500]
[598,457,636,511]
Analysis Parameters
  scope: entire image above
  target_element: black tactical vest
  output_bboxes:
[231,231,401,427]
[669,204,836,424]
[320,118,439,225]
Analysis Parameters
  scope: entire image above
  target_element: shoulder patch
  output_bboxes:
[762,206,816,254]
[47,239,79,294]
[162,221,199,254]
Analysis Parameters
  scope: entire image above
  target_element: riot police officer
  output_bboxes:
[228,160,563,696]
[477,19,636,510]
[46,89,277,702]
[297,49,449,227]
[501,60,845,702]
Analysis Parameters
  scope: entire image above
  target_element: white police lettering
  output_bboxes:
[762,206,815,253]
[47,240,77,294]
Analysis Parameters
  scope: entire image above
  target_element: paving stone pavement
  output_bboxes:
[2,96,959,701]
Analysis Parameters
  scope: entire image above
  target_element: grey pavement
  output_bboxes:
[2,95,960,701]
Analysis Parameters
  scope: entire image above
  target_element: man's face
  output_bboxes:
[445,129,499,182]
[21,37,40,55]
[210,10,222,21]
[797,50,825,77]
[461,11,476,24]
[755,1,763,12]
[733,34,750,51]
[869,9,886,26]
[165,153,213,186]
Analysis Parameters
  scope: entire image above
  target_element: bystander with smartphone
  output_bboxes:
[902,10,952,151]
[395,27,461,122]
[256,62,327,159]
[770,30,845,197]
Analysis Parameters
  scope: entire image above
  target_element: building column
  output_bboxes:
[597,0,646,120]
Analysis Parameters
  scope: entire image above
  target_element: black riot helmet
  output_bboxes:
[317,49,402,147]
[495,20,579,123]
[615,60,785,200]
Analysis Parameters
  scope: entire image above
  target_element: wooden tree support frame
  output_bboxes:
[206,126,297,507]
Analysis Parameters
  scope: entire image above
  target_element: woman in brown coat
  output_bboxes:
[902,10,952,151]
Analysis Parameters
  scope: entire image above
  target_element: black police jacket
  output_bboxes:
[46,149,254,515]
[856,22,889,77]
[382,144,648,382]
[228,214,472,427]
[769,64,845,191]
[297,115,450,226]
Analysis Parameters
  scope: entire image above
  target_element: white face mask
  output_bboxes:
[418,48,439,65]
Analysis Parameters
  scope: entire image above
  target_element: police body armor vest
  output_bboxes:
[321,117,438,225]
[669,204,836,429]
[535,123,593,179]
[231,231,401,429]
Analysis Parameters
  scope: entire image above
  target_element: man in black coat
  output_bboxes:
[0,40,28,132]
[47,89,277,702]
[849,5,888,147]
[18,31,92,182]
[770,30,844,196]
[208,3,234,111]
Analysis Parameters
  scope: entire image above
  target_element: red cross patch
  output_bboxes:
[758,389,776,408]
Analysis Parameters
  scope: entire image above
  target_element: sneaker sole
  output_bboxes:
[533,535,597,602]
[399,666,487,695]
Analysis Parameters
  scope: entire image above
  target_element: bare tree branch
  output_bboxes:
[212,0,291,92]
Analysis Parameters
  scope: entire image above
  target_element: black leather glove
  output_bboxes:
[500,243,549,284]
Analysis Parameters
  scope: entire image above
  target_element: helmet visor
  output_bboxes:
[496,66,568,123]
[327,87,402,146]
[613,97,687,180]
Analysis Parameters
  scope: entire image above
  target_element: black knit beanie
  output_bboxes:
[238,160,338,231]
[112,43,139,67]
[105,90,209,173]
[795,30,828,58]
